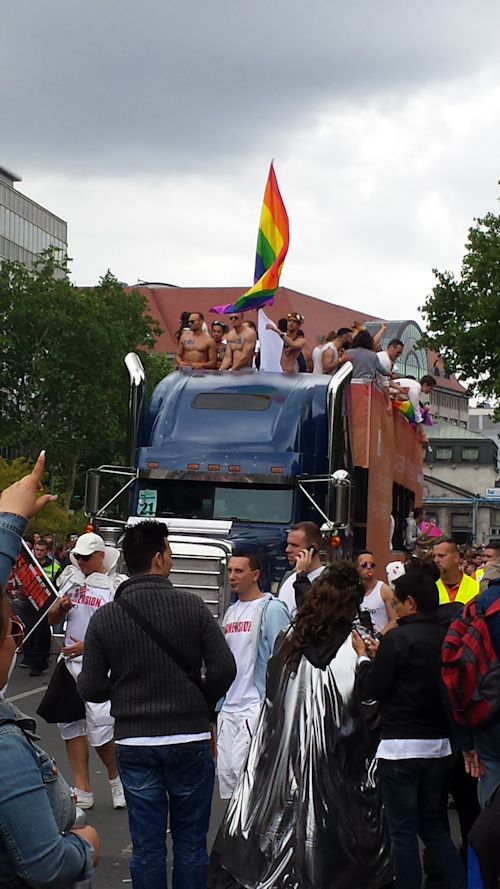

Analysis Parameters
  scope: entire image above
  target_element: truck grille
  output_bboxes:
[168,537,233,619]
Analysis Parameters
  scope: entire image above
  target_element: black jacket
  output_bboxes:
[78,574,236,740]
[357,612,450,740]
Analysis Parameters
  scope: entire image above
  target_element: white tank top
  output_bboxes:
[360,581,388,633]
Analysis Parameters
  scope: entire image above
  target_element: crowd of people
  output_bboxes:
[2,463,500,888]
[174,310,437,443]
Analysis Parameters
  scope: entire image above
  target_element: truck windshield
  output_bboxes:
[136,481,293,524]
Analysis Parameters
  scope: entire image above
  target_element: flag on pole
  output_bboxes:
[211,162,290,314]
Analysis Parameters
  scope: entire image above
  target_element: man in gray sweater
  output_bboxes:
[78,521,236,889]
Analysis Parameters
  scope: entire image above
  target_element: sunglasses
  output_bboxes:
[74,552,93,562]
[187,319,197,324]
[359,561,376,569]
[229,315,240,321]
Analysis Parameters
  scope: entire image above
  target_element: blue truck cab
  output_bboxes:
[90,362,353,618]
[89,358,423,618]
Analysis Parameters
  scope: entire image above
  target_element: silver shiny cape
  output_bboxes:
[211,634,393,889]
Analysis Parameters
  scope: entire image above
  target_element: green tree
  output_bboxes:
[0,457,86,536]
[0,248,162,502]
[421,209,500,409]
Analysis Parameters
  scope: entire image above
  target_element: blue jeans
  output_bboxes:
[377,757,466,889]
[116,740,215,889]
[473,719,500,806]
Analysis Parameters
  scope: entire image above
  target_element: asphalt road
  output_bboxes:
[5,648,464,889]
[5,653,227,889]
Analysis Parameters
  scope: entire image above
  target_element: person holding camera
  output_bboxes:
[217,552,290,799]
[277,522,324,618]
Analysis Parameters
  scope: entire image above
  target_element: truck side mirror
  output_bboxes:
[330,469,351,529]
[85,471,101,517]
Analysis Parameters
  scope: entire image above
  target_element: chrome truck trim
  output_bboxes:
[168,535,233,620]
[137,469,294,485]
[125,516,233,537]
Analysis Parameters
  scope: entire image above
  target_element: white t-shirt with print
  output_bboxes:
[278,566,324,618]
[59,569,126,664]
[221,597,263,713]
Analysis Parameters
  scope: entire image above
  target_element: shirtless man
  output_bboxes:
[220,312,257,370]
[176,312,217,369]
[266,312,306,373]
[211,321,228,369]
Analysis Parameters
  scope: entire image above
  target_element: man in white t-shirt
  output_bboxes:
[278,522,324,618]
[47,532,128,810]
[356,550,398,636]
[393,375,436,443]
[217,551,290,799]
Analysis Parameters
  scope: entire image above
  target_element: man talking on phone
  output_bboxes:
[278,522,324,618]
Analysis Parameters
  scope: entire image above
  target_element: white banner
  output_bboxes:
[258,308,283,373]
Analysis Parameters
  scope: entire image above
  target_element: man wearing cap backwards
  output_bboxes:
[219,312,257,370]
[266,312,307,372]
[47,532,128,810]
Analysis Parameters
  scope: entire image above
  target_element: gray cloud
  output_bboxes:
[3,0,500,175]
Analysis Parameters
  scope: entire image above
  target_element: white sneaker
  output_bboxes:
[109,776,126,809]
[73,787,94,809]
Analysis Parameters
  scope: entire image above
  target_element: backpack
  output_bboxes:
[442,594,500,727]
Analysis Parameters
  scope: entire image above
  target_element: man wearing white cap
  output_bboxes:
[47,532,128,809]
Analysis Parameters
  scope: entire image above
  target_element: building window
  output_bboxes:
[452,513,472,530]
[436,447,453,460]
[462,447,479,461]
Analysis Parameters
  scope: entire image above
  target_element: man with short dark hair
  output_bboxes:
[354,572,467,889]
[266,312,307,373]
[320,328,353,375]
[176,312,217,369]
[220,312,257,370]
[78,521,236,889]
[277,522,323,617]
[356,550,398,635]
[34,539,60,579]
[217,551,289,798]
[393,374,437,443]
[480,540,500,591]
[211,320,228,368]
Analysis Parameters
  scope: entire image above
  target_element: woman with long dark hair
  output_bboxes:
[341,328,392,382]
[209,561,393,889]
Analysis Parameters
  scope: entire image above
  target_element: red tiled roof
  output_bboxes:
[128,284,379,354]
[427,350,468,394]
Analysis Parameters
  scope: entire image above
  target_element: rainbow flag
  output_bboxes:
[393,399,416,423]
[211,162,290,314]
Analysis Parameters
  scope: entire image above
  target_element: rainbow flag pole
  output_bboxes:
[211,162,290,314]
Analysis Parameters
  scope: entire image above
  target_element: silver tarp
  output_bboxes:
[211,633,393,889]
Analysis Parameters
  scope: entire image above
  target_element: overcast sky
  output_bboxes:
[3,0,500,321]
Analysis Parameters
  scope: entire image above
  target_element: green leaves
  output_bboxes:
[0,249,163,500]
[421,210,500,412]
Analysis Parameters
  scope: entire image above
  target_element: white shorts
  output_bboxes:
[58,657,114,747]
[217,703,261,799]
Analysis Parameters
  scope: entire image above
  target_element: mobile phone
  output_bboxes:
[309,545,318,555]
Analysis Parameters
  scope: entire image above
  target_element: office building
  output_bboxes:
[0,165,67,268]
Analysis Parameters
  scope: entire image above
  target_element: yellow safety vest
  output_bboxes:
[474,568,484,582]
[436,574,479,606]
